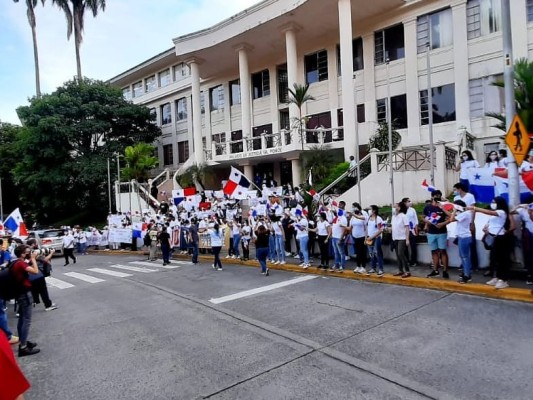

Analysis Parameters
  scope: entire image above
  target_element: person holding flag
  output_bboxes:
[424,190,451,279]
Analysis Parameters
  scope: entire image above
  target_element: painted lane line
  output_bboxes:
[88,268,133,278]
[108,264,157,273]
[46,277,75,289]
[64,272,105,284]
[209,275,318,304]
[130,261,181,269]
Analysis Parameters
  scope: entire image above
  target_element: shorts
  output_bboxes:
[427,233,447,251]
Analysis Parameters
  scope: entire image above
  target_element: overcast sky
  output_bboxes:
[0,0,260,125]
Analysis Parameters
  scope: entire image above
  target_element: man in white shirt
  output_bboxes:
[330,209,348,272]
[402,198,419,267]
[62,231,77,266]
[452,182,478,271]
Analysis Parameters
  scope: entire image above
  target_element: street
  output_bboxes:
[13,253,533,400]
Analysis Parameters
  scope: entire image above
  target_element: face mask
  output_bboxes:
[406,202,412,207]
[433,197,442,202]
[490,155,497,160]
[462,156,468,161]
[490,203,497,210]
[453,191,458,196]
[352,207,359,212]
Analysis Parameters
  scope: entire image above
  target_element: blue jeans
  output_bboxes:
[161,244,171,263]
[0,299,13,340]
[191,242,199,264]
[369,236,384,271]
[458,236,473,277]
[232,234,241,257]
[275,235,285,262]
[299,236,309,264]
[332,237,346,268]
[257,247,269,273]
[16,291,33,346]
[78,242,87,254]
[268,235,276,260]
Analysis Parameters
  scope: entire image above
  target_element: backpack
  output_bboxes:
[143,233,152,247]
[0,261,27,301]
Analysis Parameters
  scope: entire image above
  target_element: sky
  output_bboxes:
[0,0,260,125]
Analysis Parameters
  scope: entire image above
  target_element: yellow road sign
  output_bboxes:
[505,114,530,166]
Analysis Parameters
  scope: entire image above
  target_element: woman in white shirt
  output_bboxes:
[209,223,224,270]
[271,216,286,265]
[511,203,533,285]
[391,202,410,278]
[468,197,514,289]
[350,206,367,274]
[309,213,330,269]
[484,151,499,172]
[455,150,480,192]
[448,200,473,284]
[366,205,384,276]
[240,221,252,261]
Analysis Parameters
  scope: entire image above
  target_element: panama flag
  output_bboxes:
[421,179,436,193]
[0,219,4,235]
[172,187,196,205]
[223,166,251,197]
[494,175,531,203]
[425,212,440,225]
[4,208,28,237]
[467,168,495,204]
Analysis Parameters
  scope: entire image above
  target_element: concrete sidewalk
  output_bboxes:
[89,249,533,304]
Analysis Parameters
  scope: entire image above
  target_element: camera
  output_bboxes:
[34,247,52,257]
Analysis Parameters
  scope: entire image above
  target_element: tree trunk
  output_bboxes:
[31,23,41,98]
[74,13,82,81]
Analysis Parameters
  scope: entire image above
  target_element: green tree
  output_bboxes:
[177,163,214,191]
[300,145,334,188]
[287,83,315,150]
[52,0,106,80]
[487,58,533,132]
[368,122,402,152]
[121,143,158,183]
[13,0,45,97]
[0,121,23,217]
[15,78,160,222]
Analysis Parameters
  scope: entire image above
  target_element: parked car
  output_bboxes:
[27,229,65,256]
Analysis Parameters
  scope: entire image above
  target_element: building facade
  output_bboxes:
[110,0,533,188]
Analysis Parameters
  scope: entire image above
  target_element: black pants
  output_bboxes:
[407,232,417,265]
[284,230,293,253]
[212,246,222,268]
[317,235,329,267]
[241,239,250,260]
[228,238,234,256]
[353,236,367,268]
[490,234,512,281]
[64,248,76,264]
[30,277,52,308]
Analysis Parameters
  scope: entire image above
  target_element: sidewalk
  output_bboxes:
[89,249,533,304]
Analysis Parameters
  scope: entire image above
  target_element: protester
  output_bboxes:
[448,200,474,284]
[402,197,419,267]
[391,202,411,278]
[0,332,31,399]
[157,226,171,266]
[208,223,224,271]
[349,204,367,274]
[254,225,270,276]
[62,230,76,266]
[294,211,310,268]
[330,209,347,272]
[240,220,252,261]
[484,151,499,172]
[455,150,479,191]
[424,190,451,279]
[365,205,384,276]
[26,240,57,311]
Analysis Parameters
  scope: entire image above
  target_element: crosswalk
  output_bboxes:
[45,260,183,290]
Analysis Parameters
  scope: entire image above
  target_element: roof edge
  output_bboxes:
[108,47,176,84]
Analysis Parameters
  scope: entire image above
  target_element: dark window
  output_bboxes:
[375,24,405,65]
[210,85,224,111]
[306,112,331,143]
[277,64,289,103]
[230,79,241,105]
[163,144,173,166]
[231,130,243,154]
[175,98,187,121]
[305,50,328,84]
[420,84,456,125]
[252,70,270,99]
[357,104,365,123]
[528,0,533,22]
[177,141,189,163]
[337,105,365,139]
[160,103,171,125]
[279,109,290,130]
[252,124,273,150]
[212,133,226,156]
[200,91,205,114]
[336,38,364,75]
[376,95,408,129]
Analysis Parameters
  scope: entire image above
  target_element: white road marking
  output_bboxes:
[108,264,157,273]
[88,268,133,278]
[46,277,75,289]
[64,272,105,284]
[209,275,318,304]
[130,261,180,269]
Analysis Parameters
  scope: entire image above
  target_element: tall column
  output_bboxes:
[510,0,528,59]
[452,1,471,130]
[187,58,204,163]
[281,23,301,123]
[290,158,302,187]
[338,0,357,160]
[403,18,420,145]
[243,164,254,182]
[235,44,253,139]
[362,34,377,123]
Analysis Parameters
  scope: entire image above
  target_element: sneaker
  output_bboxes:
[367,269,376,275]
[303,264,309,269]
[495,279,509,289]
[401,272,411,278]
[427,270,439,278]
[527,280,533,285]
[486,278,498,286]
[357,267,366,274]
[393,272,403,277]
[409,263,418,267]
[27,341,37,349]
[377,270,384,277]
[338,268,344,273]
[212,264,216,270]
[293,254,300,259]
[458,276,472,284]
[18,346,40,357]
[225,255,231,258]
[274,261,280,265]
[217,267,223,271]
[442,271,450,279]
[8,335,19,345]
[45,304,58,312]
[265,268,269,277]
[280,261,286,265]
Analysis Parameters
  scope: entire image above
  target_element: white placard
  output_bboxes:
[108,228,132,244]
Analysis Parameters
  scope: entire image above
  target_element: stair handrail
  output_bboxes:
[133,180,160,210]
[317,152,372,198]
[151,168,170,188]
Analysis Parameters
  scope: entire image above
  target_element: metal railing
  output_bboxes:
[317,152,372,198]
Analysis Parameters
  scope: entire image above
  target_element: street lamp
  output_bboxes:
[426,42,435,187]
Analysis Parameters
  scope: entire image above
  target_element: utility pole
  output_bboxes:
[426,43,435,186]
[386,58,395,208]
[502,0,519,207]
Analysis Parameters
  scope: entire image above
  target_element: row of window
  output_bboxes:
[123,63,191,100]
[162,141,189,166]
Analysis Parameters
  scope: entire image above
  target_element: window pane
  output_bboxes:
[376,99,387,123]
[390,94,408,129]
[385,24,405,61]
[145,75,156,93]
[176,98,187,121]
[353,38,364,71]
[357,104,365,123]
[159,70,171,87]
[252,70,270,99]
[277,64,289,103]
[305,53,319,84]
[528,0,533,22]
[132,81,143,98]
[163,144,173,166]
[420,84,456,125]
[123,87,132,100]
[230,80,241,105]
[161,103,171,125]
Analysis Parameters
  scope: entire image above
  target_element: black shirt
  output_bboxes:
[423,204,447,234]
[158,231,170,246]
[255,231,270,248]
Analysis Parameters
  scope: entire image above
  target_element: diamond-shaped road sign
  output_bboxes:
[505,114,531,166]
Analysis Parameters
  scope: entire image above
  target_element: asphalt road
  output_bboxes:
[10,253,533,400]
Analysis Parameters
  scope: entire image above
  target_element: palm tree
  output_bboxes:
[121,143,158,183]
[287,83,315,150]
[52,0,106,80]
[14,0,45,98]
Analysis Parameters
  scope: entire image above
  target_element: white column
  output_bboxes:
[510,0,528,59]
[338,0,357,160]
[403,18,420,145]
[291,158,302,187]
[452,2,471,130]
[235,44,253,139]
[362,34,377,123]
[281,24,301,122]
[187,58,204,163]
[243,164,254,181]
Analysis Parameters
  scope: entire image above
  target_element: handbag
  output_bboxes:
[482,225,504,250]
[365,237,374,246]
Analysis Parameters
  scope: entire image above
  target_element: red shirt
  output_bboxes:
[0,334,30,400]
[11,259,32,290]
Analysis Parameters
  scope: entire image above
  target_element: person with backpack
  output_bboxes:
[11,244,41,357]
[26,239,57,312]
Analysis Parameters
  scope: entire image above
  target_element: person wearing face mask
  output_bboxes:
[468,197,514,289]
[330,208,348,272]
[294,211,310,268]
[443,200,474,283]
[484,151,499,172]
[511,201,533,285]
[401,198,419,267]
[424,190,452,279]
[391,202,411,278]
[365,205,384,276]
[519,150,533,173]
[455,150,479,192]
[452,182,478,272]
[350,203,368,274]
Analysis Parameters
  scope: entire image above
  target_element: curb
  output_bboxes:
[89,250,533,304]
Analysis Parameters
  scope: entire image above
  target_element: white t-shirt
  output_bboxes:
[331,215,347,239]
[460,160,480,179]
[455,211,473,238]
[519,160,533,173]
[453,192,476,207]
[518,208,533,234]
[367,216,384,238]
[349,216,366,238]
[317,220,330,236]
[272,221,283,236]
[405,207,418,233]
[232,224,240,236]
[295,218,309,239]
[487,210,507,235]
[241,225,252,240]
[209,229,223,247]
[485,161,499,172]
[391,213,409,240]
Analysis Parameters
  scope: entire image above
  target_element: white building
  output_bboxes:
[110,0,533,197]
